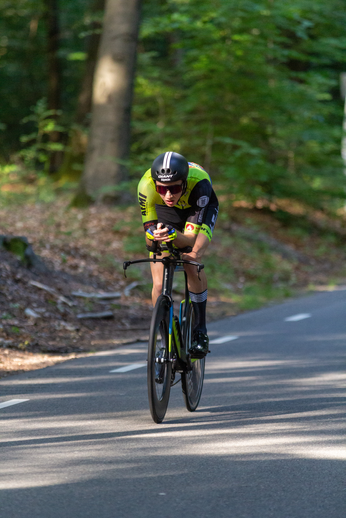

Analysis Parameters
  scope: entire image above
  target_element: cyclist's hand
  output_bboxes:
[153,223,177,242]
[182,249,203,262]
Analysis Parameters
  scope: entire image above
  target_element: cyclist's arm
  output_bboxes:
[138,171,160,228]
[184,184,219,252]
[183,232,210,261]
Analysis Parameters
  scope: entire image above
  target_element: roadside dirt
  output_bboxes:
[0,202,153,378]
[0,244,153,378]
[1,199,345,378]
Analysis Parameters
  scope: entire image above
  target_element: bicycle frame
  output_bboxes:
[123,252,203,368]
[124,248,206,422]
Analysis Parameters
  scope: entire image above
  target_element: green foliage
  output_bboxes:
[0,162,58,206]
[1,0,346,214]
[18,98,66,171]
[1,236,28,261]
[0,0,98,155]
[132,0,346,212]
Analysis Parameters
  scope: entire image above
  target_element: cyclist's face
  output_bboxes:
[156,181,183,207]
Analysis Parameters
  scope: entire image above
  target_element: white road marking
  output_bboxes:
[110,363,146,373]
[210,335,239,344]
[285,313,311,322]
[0,399,29,410]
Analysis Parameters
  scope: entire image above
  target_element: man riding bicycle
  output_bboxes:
[137,151,219,358]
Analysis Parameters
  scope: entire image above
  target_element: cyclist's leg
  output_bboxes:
[183,233,210,357]
[184,264,209,357]
[184,265,207,292]
[186,269,208,332]
[150,259,164,306]
[183,231,209,334]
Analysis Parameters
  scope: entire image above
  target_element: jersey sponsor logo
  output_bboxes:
[197,195,209,208]
[156,175,172,181]
[139,192,147,215]
[201,224,213,241]
[144,220,157,231]
[185,223,195,232]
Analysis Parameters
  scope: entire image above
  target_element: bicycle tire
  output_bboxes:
[147,295,172,423]
[181,303,205,412]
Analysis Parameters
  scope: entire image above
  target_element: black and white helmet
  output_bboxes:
[151,152,189,182]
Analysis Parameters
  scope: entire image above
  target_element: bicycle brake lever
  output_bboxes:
[123,261,131,278]
[197,263,204,281]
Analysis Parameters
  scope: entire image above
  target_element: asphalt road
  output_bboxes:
[1,289,345,518]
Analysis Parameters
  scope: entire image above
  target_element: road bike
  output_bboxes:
[123,244,206,423]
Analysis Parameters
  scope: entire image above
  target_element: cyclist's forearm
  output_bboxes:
[172,231,196,249]
[145,235,153,247]
[191,232,210,257]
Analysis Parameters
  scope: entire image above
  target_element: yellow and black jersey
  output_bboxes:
[137,162,219,241]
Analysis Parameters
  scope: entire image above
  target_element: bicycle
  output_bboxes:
[123,243,206,423]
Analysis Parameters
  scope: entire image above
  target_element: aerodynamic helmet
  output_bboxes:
[151,152,189,183]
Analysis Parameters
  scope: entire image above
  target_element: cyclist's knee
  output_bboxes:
[184,263,200,279]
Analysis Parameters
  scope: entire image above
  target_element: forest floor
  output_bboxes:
[1,193,346,378]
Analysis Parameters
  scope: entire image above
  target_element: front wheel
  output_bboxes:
[181,304,205,412]
[147,295,172,423]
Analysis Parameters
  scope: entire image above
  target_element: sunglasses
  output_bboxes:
[155,183,183,195]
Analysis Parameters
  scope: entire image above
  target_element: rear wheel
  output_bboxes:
[147,295,172,423]
[181,304,205,412]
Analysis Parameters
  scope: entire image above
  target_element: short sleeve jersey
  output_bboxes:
[137,162,218,241]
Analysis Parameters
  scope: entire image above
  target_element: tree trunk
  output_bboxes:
[43,0,63,173]
[58,0,105,183]
[75,0,106,126]
[79,0,142,203]
[44,0,61,112]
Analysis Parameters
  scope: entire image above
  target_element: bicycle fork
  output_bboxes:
[172,302,193,373]
[155,301,192,374]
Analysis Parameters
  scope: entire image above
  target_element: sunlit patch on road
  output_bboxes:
[210,335,239,344]
[0,399,29,410]
[110,363,146,373]
[284,313,311,322]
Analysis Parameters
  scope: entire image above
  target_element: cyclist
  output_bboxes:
[137,151,219,358]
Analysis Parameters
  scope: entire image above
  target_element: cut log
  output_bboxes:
[71,291,121,299]
[76,311,114,319]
